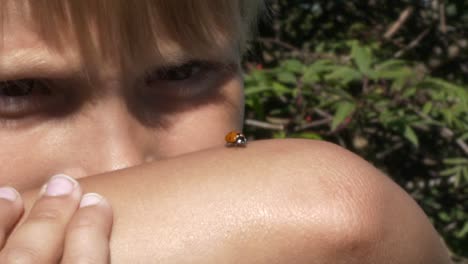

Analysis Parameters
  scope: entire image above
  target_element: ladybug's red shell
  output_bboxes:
[225,131,247,146]
[225,131,240,143]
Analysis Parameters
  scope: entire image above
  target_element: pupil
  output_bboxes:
[0,81,33,97]
[165,65,193,81]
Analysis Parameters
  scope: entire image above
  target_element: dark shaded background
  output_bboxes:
[243,0,468,260]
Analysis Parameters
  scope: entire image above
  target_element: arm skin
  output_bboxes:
[20,139,451,263]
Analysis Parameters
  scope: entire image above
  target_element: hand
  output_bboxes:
[0,174,113,263]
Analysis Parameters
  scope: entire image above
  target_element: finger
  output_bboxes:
[0,187,23,249]
[0,174,82,263]
[62,193,113,264]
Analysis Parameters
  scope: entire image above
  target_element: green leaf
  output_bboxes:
[374,58,412,80]
[273,131,287,139]
[454,169,462,187]
[303,64,323,84]
[460,133,468,141]
[404,126,419,147]
[422,102,433,115]
[331,102,356,130]
[325,66,362,85]
[282,59,304,74]
[291,132,323,140]
[425,77,465,91]
[303,71,320,84]
[375,59,407,70]
[402,87,417,98]
[375,68,413,80]
[307,59,335,73]
[439,166,460,177]
[438,212,451,222]
[244,86,272,96]
[391,77,408,91]
[446,3,458,17]
[272,82,292,95]
[248,70,268,83]
[443,158,468,165]
[277,72,297,84]
[423,78,468,111]
[249,96,265,119]
[441,109,454,126]
[456,222,468,238]
[351,42,373,75]
[463,167,468,182]
[378,110,397,127]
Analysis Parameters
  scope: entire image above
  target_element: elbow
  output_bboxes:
[255,139,452,263]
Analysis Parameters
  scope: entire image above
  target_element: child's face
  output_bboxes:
[0,4,244,189]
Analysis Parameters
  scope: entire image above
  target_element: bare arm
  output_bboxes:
[20,139,451,263]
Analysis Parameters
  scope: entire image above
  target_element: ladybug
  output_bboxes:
[225,131,247,147]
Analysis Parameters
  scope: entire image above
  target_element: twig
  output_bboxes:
[272,0,281,41]
[258,37,301,53]
[314,108,333,119]
[362,76,370,94]
[294,118,333,132]
[245,119,284,131]
[376,142,405,159]
[456,138,468,155]
[439,1,447,34]
[384,6,414,39]
[394,28,431,58]
[412,109,468,156]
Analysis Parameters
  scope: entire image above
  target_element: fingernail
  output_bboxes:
[0,186,19,202]
[80,193,104,208]
[43,174,78,197]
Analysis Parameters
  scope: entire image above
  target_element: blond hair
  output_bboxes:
[1,0,263,71]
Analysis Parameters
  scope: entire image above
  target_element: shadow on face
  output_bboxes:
[0,0,246,190]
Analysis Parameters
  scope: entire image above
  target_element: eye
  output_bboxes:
[147,61,207,82]
[143,60,227,99]
[0,79,52,96]
[1,80,33,97]
[0,79,53,118]
[160,62,203,81]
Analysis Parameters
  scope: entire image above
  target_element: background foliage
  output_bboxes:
[243,0,468,260]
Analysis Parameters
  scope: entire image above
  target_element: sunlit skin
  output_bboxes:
[0,1,453,263]
[0,2,245,191]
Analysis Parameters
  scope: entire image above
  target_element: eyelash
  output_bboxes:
[144,60,220,97]
[148,61,208,81]
[0,80,54,118]
[0,61,222,118]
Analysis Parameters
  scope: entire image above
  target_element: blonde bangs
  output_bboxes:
[1,0,263,70]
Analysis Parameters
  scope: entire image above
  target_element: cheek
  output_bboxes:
[0,128,59,190]
[0,76,245,188]
[156,77,244,157]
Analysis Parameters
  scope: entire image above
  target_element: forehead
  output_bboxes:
[0,0,240,77]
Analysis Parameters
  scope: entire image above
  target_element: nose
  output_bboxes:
[64,98,156,177]
[99,125,152,171]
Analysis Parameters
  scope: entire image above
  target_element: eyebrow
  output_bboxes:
[0,48,84,80]
[0,45,239,82]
